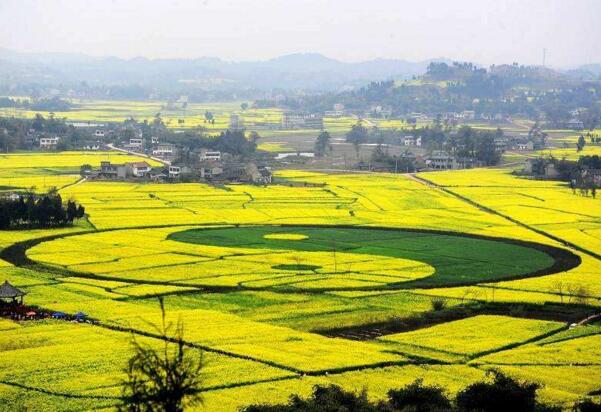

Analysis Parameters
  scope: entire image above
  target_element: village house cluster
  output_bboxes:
[85,146,272,184]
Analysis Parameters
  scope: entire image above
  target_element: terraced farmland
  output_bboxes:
[1,153,600,410]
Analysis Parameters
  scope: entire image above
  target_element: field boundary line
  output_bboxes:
[95,321,412,377]
[0,380,121,400]
[467,323,568,362]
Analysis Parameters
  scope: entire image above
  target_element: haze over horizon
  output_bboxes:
[1,0,600,68]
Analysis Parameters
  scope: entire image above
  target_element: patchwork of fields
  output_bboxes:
[0,98,406,136]
[0,153,600,410]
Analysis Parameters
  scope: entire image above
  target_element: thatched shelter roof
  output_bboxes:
[0,281,26,299]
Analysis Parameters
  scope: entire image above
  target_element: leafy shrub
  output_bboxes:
[431,297,448,311]
[240,372,563,412]
[384,378,451,411]
[456,369,540,412]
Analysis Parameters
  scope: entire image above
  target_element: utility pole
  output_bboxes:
[542,48,546,67]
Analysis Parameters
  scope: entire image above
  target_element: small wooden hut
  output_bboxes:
[0,281,26,305]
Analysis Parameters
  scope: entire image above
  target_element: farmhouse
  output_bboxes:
[515,140,534,151]
[152,143,177,159]
[567,118,584,130]
[462,110,476,121]
[325,104,345,117]
[523,158,561,178]
[425,151,459,170]
[168,165,193,178]
[199,149,222,161]
[402,136,422,147]
[39,136,60,149]
[494,137,508,152]
[97,161,152,179]
[199,165,224,179]
[130,162,152,177]
[281,112,324,130]
[125,138,144,150]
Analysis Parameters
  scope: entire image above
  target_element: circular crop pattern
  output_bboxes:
[166,225,574,290]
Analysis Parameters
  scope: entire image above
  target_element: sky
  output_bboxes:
[1,0,600,67]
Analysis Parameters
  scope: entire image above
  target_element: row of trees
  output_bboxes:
[526,155,600,198]
[446,126,502,166]
[341,122,502,166]
[242,373,599,412]
[0,193,85,229]
[0,97,72,112]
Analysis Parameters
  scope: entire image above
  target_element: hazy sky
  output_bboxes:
[1,0,600,67]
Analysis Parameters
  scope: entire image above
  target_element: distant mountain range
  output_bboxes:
[0,49,450,92]
[0,49,598,96]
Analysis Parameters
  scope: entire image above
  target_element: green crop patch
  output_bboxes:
[167,225,563,289]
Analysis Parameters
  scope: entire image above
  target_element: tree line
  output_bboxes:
[0,114,87,152]
[342,122,502,166]
[526,155,600,198]
[241,373,600,412]
[0,193,85,229]
[0,97,72,112]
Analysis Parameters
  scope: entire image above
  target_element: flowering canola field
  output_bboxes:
[1,154,600,410]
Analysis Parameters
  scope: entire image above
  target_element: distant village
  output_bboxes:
[3,97,595,185]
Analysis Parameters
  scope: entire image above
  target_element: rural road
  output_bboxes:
[106,143,171,166]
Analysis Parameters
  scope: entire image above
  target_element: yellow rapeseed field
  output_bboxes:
[0,151,600,410]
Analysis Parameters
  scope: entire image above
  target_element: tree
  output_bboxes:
[248,131,261,145]
[346,122,368,158]
[314,131,332,157]
[80,164,93,177]
[119,298,204,412]
[241,102,249,111]
[456,369,541,412]
[76,205,85,219]
[577,135,586,152]
[476,135,501,166]
[566,284,590,305]
[385,378,452,412]
[550,281,566,303]
[66,200,78,223]
[212,130,256,156]
[204,111,214,122]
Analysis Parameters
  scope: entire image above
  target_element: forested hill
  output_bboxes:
[266,62,601,127]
